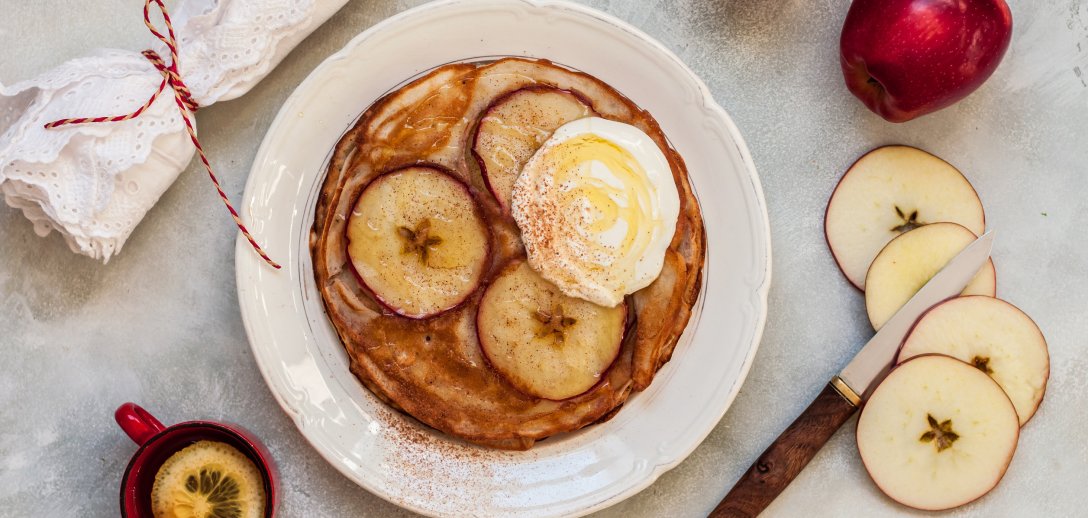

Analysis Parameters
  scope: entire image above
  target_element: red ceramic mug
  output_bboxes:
[115,402,278,517]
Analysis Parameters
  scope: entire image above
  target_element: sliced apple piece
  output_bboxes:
[471,86,594,212]
[346,165,490,319]
[857,354,1019,511]
[865,222,995,330]
[477,260,626,400]
[898,296,1049,425]
[825,146,985,290]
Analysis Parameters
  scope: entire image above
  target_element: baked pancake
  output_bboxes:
[312,58,705,450]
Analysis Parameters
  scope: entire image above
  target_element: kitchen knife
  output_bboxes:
[711,231,995,518]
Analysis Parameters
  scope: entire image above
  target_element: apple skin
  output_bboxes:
[840,0,1013,123]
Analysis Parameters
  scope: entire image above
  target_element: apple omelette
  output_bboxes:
[312,58,705,450]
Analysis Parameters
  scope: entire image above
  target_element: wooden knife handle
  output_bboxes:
[710,382,860,518]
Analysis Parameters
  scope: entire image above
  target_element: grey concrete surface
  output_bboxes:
[2,0,1086,516]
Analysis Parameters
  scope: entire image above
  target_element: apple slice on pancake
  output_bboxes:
[472,86,594,212]
[477,260,626,400]
[346,165,490,319]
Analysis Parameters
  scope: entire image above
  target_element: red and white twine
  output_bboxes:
[45,0,281,269]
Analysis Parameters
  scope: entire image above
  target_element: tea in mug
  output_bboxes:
[151,440,265,518]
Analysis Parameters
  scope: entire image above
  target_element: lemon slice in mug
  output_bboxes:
[151,440,266,518]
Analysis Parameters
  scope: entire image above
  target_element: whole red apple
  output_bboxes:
[840,0,1013,123]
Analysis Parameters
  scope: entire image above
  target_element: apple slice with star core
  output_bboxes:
[864,222,995,330]
[346,165,490,319]
[857,354,1019,511]
[825,146,985,290]
[477,260,626,400]
[898,296,1049,425]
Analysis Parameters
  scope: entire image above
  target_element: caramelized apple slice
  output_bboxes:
[477,261,626,400]
[346,166,490,319]
[471,86,594,212]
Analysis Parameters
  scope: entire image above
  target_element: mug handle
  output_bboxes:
[115,403,166,446]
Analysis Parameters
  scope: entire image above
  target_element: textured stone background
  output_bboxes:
[2,0,1086,516]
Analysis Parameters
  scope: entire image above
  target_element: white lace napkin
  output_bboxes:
[0,0,348,262]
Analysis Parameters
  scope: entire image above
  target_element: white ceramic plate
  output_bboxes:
[236,1,771,516]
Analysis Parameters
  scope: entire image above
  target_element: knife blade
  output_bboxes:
[836,230,995,402]
[710,231,994,518]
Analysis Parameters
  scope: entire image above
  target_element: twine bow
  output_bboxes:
[45,0,281,269]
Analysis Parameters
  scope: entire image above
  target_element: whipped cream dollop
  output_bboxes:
[511,117,680,307]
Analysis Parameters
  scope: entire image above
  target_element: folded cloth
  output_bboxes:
[0,0,347,262]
